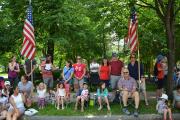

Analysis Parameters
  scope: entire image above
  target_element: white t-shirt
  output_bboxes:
[90,63,99,73]
[57,88,65,97]
[81,89,89,97]
[37,89,46,98]
[45,64,52,71]
[10,93,25,109]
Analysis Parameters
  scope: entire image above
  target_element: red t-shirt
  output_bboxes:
[41,62,53,78]
[73,63,86,78]
[110,60,124,76]
[157,63,164,80]
[99,66,110,80]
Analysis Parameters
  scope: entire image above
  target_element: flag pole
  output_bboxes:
[136,12,141,90]
[29,0,31,5]
[29,0,33,83]
[31,60,33,83]
[137,42,141,90]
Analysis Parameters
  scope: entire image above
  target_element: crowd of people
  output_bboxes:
[0,53,179,120]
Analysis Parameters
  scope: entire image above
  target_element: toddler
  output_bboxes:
[56,82,66,110]
[156,94,172,120]
[37,82,47,109]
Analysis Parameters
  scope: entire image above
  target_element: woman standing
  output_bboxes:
[8,56,20,88]
[89,59,99,89]
[41,55,56,90]
[18,75,33,107]
[7,86,25,120]
[62,60,74,100]
[73,56,86,92]
[98,58,111,87]
[155,55,165,98]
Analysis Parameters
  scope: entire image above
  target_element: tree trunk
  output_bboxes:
[165,16,175,100]
[47,39,54,63]
[102,32,106,58]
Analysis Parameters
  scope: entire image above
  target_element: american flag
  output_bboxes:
[21,5,35,60]
[127,7,138,53]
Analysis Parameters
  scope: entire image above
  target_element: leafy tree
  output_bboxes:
[136,0,180,97]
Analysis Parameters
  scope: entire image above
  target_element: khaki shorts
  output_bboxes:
[137,80,146,92]
[74,78,84,86]
[110,75,121,90]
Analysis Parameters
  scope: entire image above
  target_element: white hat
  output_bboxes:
[160,94,168,100]
[5,81,10,86]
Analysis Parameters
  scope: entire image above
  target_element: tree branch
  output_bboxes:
[157,0,166,15]
[155,0,165,22]
[137,0,156,10]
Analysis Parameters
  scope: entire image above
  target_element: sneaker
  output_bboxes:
[134,109,139,117]
[122,108,131,115]
[98,106,102,111]
[57,106,59,110]
[145,102,149,106]
[62,107,64,110]
[145,100,149,106]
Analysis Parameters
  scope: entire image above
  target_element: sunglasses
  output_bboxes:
[123,72,129,74]
[131,57,135,58]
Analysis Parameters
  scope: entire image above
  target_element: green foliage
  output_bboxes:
[0,0,180,69]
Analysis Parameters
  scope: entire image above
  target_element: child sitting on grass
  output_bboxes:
[0,90,8,120]
[156,94,173,120]
[75,82,89,112]
[97,82,110,111]
[56,82,66,110]
[37,82,47,109]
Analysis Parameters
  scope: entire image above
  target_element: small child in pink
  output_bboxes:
[37,82,47,109]
[75,82,89,112]
[56,82,66,110]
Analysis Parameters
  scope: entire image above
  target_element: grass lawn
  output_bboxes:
[146,82,156,91]
[34,100,179,116]
[36,102,156,116]
[0,72,8,79]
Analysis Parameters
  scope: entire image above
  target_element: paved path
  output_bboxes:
[24,114,180,120]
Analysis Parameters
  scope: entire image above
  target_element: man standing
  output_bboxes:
[73,56,86,92]
[128,54,143,81]
[110,52,124,90]
[128,54,148,105]
[118,68,139,117]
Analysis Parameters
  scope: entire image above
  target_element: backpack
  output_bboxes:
[154,62,158,77]
[153,62,158,82]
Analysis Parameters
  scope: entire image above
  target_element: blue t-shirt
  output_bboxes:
[18,81,33,96]
[63,66,74,80]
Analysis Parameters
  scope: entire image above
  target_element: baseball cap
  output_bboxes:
[112,52,117,57]
[157,54,164,62]
[160,94,168,100]
[5,81,10,86]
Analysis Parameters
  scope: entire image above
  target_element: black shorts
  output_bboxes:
[157,79,164,89]
[90,72,99,84]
